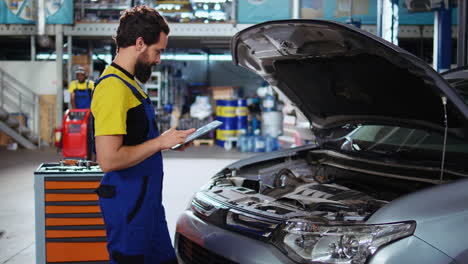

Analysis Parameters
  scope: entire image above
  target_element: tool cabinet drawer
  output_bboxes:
[35,163,108,264]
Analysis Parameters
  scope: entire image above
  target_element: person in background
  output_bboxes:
[68,66,94,109]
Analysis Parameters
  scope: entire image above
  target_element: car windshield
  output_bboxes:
[442,68,468,104]
[446,78,468,104]
[344,125,468,169]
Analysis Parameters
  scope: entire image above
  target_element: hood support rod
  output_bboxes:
[440,96,448,183]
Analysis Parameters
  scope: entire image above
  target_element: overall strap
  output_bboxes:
[94,74,146,103]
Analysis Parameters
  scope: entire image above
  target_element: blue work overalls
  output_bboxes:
[74,80,92,109]
[93,74,176,264]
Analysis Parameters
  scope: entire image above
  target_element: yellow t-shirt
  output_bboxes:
[91,64,149,145]
[68,79,95,93]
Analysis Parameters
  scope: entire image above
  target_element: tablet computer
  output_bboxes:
[171,120,223,150]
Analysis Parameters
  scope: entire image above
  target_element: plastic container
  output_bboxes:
[251,116,259,134]
[261,111,283,137]
[236,99,248,135]
[237,129,247,152]
[262,94,276,112]
[253,129,266,152]
[224,140,233,151]
[265,135,280,152]
[246,135,254,152]
[190,96,212,120]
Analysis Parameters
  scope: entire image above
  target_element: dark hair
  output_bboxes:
[115,6,170,48]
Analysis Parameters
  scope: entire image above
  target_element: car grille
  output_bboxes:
[177,234,238,264]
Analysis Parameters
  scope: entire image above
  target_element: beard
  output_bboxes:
[134,52,153,83]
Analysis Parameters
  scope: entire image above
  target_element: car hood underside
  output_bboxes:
[231,20,468,135]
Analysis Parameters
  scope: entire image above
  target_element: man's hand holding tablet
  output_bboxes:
[171,120,223,150]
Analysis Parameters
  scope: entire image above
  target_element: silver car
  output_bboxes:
[175,20,468,264]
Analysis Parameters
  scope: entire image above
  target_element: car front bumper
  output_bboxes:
[175,210,456,264]
[175,210,295,264]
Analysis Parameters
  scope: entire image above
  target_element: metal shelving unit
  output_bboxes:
[75,0,130,23]
[73,0,234,24]
[0,24,456,38]
[145,71,162,109]
[63,22,254,37]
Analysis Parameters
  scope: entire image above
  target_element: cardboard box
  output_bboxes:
[72,55,90,65]
[210,86,237,100]
[0,131,13,146]
[72,55,91,74]
[39,95,56,144]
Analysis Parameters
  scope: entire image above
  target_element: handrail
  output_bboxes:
[4,78,53,107]
[1,73,36,133]
[0,68,37,95]
[0,68,55,145]
[3,81,36,105]
[2,86,35,120]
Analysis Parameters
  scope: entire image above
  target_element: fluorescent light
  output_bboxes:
[161,54,207,61]
[36,54,70,60]
[92,54,112,64]
[36,53,113,64]
[36,53,232,62]
[156,4,180,10]
[36,54,52,59]
[181,13,194,18]
[160,54,232,61]
[194,10,209,18]
[191,0,227,3]
[208,54,232,61]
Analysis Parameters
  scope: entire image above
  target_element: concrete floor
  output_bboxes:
[0,146,255,264]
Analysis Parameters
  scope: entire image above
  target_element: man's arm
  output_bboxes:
[95,127,195,172]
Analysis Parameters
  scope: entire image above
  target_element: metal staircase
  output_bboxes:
[0,68,54,149]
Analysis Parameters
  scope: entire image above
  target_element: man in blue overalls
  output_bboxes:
[91,6,195,264]
[68,66,94,109]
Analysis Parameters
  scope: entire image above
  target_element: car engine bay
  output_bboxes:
[196,149,440,227]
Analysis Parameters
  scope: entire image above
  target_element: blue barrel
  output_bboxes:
[236,99,248,135]
[216,99,238,147]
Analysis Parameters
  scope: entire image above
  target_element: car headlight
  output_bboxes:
[276,218,415,264]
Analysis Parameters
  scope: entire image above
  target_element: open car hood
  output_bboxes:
[231,20,468,135]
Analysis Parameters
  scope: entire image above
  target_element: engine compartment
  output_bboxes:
[203,150,436,224]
